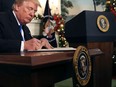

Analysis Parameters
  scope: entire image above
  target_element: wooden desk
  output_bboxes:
[0,49,104,87]
[0,51,75,87]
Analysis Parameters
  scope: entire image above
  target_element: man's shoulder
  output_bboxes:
[0,11,9,18]
[0,12,8,23]
[0,11,13,21]
[0,11,7,16]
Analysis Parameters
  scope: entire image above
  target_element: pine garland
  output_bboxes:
[53,14,69,47]
[105,0,116,17]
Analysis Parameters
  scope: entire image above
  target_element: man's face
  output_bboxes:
[15,1,38,24]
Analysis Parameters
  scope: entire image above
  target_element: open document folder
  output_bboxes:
[28,47,76,52]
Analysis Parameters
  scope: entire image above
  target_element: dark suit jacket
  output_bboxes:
[0,11,32,53]
[0,0,14,12]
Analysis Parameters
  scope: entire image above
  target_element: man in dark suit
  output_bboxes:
[0,0,52,53]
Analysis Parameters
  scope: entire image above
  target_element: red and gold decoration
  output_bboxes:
[105,0,116,20]
[43,14,69,47]
[53,14,69,47]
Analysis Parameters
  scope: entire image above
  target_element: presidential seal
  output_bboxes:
[73,46,91,86]
[97,15,109,32]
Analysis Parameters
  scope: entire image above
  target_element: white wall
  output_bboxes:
[66,0,105,22]
[38,0,61,15]
[27,20,41,36]
[67,0,94,16]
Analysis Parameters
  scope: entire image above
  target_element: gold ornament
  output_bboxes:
[60,24,64,28]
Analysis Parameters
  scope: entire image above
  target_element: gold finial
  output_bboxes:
[106,0,110,4]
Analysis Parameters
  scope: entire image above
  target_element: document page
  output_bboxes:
[28,47,76,52]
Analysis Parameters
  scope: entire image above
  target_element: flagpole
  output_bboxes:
[93,0,96,11]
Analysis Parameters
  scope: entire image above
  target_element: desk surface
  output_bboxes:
[0,48,103,67]
[0,51,75,67]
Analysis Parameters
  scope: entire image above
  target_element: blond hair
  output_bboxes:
[12,0,41,10]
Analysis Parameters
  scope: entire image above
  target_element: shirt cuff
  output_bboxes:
[21,41,24,52]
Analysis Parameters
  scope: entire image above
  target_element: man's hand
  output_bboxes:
[40,38,53,49]
[24,38,42,51]
[24,38,53,51]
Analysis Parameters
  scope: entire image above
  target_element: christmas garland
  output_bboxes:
[105,0,116,20]
[42,14,69,47]
[53,14,69,47]
[110,5,116,17]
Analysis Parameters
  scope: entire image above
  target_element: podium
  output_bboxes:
[65,11,116,87]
